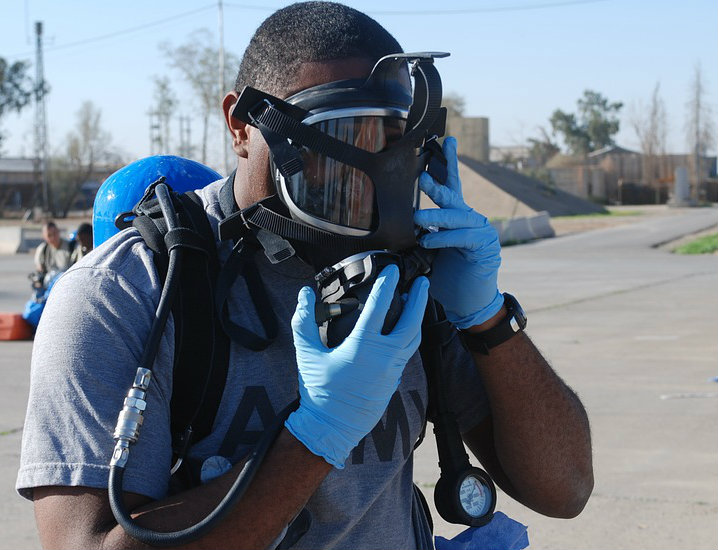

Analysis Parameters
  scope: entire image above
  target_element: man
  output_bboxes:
[70,222,93,263]
[18,3,593,549]
[33,221,72,287]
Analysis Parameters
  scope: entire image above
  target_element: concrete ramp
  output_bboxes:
[458,156,607,219]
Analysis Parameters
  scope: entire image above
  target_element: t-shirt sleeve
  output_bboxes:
[16,240,176,501]
[439,331,491,434]
[34,242,45,271]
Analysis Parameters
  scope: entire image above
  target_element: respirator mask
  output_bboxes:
[226,52,449,345]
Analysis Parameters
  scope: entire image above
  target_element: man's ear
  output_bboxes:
[223,91,250,158]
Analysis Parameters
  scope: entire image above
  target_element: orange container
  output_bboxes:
[0,313,34,341]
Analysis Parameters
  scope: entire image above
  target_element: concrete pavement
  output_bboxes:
[415,206,718,549]
[1,207,717,549]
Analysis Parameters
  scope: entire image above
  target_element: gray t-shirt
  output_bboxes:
[17,179,489,549]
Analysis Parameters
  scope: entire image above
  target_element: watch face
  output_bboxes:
[505,293,526,330]
[459,474,493,518]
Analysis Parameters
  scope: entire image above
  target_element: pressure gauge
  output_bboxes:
[435,467,497,527]
[459,472,494,519]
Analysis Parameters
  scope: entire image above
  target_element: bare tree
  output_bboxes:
[161,29,239,165]
[527,126,560,167]
[685,63,715,200]
[150,75,177,153]
[50,101,118,217]
[630,82,667,202]
[442,92,467,143]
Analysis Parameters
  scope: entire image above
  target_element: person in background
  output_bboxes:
[33,221,72,288]
[70,222,93,264]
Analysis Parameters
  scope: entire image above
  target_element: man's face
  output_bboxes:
[43,225,61,249]
[78,231,92,251]
[232,57,375,210]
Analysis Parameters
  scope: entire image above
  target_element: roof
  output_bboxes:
[587,145,639,157]
[545,153,584,169]
[0,158,36,173]
[459,156,607,217]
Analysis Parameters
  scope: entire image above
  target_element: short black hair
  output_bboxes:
[234,2,402,97]
[76,223,92,236]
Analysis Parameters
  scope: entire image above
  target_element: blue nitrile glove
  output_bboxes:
[414,136,504,329]
[285,265,429,468]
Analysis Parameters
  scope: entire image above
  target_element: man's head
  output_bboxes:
[42,222,61,249]
[76,223,93,251]
[223,2,403,209]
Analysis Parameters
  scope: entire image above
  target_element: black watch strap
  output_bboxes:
[458,293,527,355]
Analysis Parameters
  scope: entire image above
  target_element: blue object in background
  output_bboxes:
[92,155,221,248]
[22,272,62,328]
[434,511,529,550]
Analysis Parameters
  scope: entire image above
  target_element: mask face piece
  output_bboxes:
[231,52,449,257]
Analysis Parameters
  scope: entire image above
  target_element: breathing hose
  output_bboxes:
[107,183,299,546]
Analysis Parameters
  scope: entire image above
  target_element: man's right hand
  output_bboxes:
[285,264,429,468]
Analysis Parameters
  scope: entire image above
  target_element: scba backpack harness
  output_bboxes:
[117,176,281,489]
[111,177,313,547]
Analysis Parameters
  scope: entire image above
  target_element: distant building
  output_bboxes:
[545,146,717,204]
[447,116,490,163]
[489,145,539,171]
[0,158,36,211]
[0,157,121,213]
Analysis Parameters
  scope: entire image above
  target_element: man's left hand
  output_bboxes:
[414,136,504,329]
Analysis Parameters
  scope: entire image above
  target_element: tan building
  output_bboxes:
[447,116,490,163]
[545,146,716,204]
[0,157,121,214]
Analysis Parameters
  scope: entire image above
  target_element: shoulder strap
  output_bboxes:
[131,188,230,464]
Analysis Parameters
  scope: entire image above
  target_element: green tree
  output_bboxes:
[550,90,623,155]
[0,58,36,152]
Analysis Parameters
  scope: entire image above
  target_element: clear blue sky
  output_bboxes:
[1,0,716,172]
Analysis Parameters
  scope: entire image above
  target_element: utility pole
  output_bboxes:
[218,0,228,174]
[179,116,192,158]
[33,21,49,214]
[149,110,162,155]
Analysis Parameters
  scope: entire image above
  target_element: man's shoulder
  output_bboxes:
[60,228,161,298]
[194,177,230,226]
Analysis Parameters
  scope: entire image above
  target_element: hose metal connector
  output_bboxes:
[111,368,152,468]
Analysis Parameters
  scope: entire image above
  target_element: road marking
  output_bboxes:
[659,392,718,400]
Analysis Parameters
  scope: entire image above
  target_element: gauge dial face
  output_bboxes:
[459,474,492,518]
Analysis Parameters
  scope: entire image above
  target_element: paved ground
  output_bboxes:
[1,206,717,549]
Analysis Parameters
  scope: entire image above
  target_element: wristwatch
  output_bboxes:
[458,293,527,355]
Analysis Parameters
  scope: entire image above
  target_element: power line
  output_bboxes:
[366,0,612,16]
[6,0,614,61]
[7,4,216,60]
[223,0,611,16]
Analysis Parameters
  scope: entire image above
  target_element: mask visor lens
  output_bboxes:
[284,116,406,231]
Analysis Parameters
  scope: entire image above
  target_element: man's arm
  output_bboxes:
[414,137,593,519]
[34,242,46,273]
[460,308,593,519]
[33,430,331,550]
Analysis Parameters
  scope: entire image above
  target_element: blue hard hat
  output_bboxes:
[92,155,222,248]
